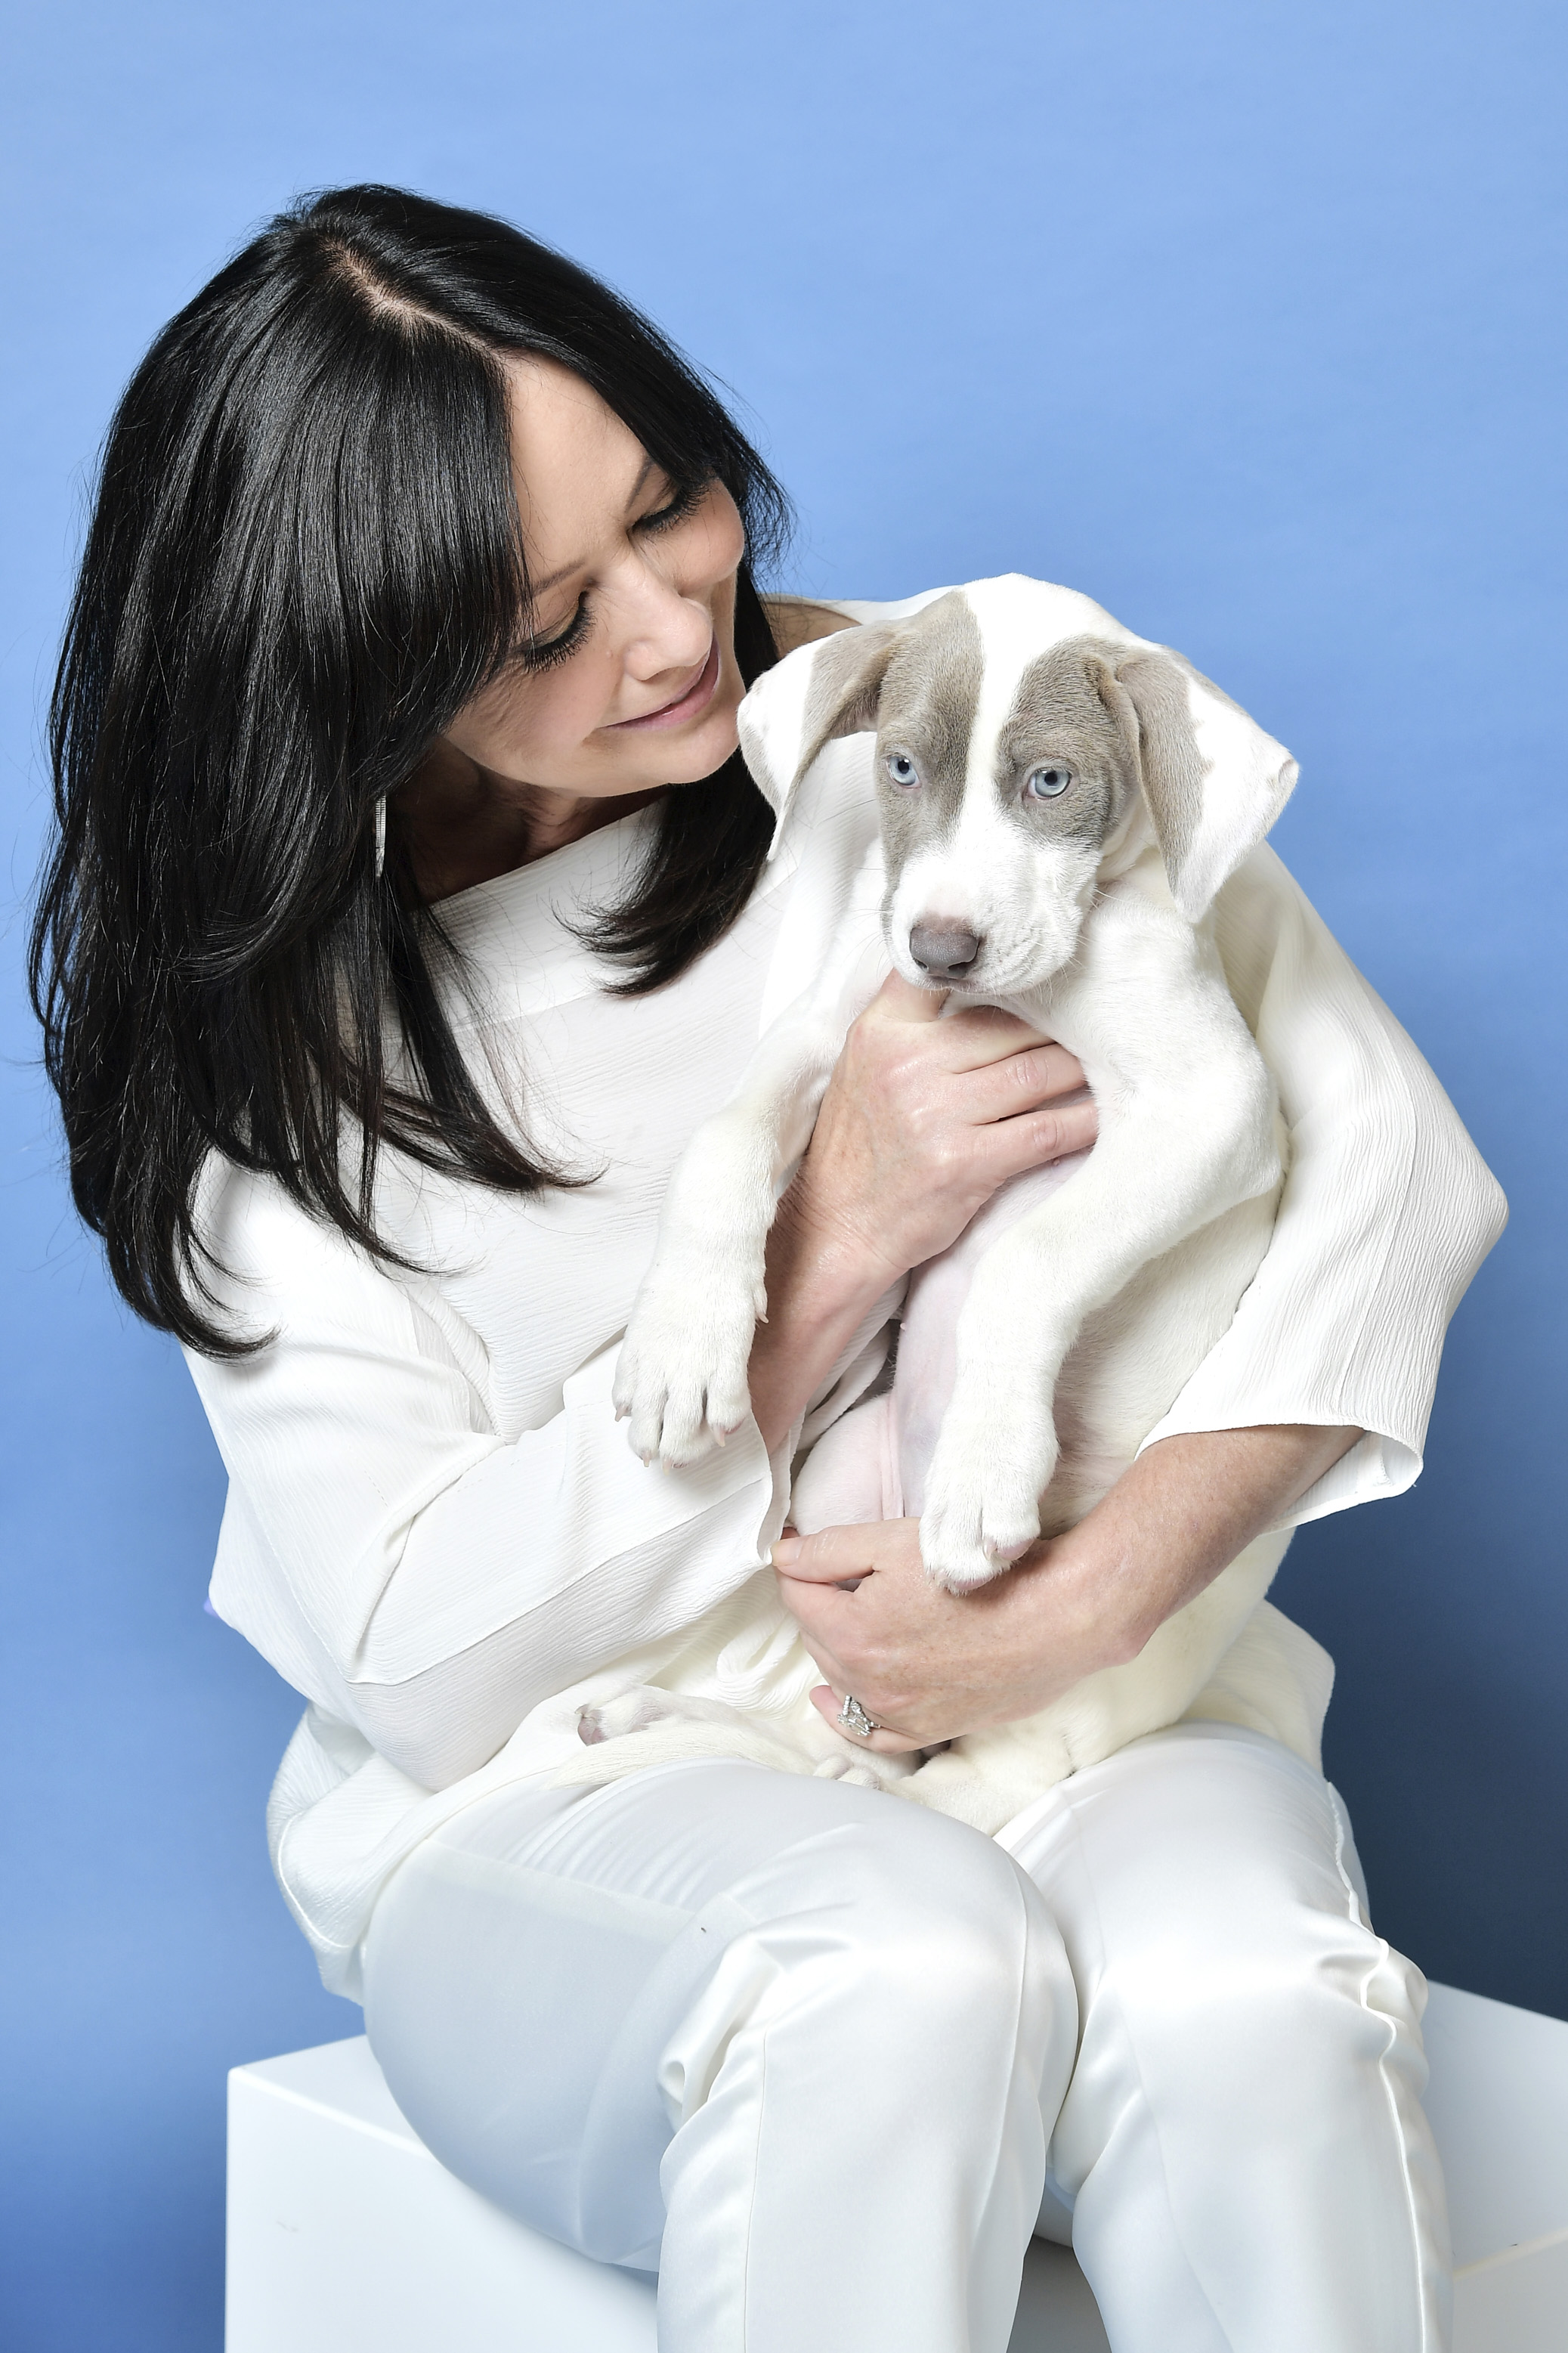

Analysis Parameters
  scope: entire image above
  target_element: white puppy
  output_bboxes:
[605,575,1304,1826]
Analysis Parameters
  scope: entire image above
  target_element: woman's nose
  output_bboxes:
[620,569,714,682]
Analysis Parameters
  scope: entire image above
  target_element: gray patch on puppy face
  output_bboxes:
[993,636,1144,847]
[870,593,986,896]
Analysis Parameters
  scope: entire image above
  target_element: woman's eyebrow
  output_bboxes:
[527,455,663,598]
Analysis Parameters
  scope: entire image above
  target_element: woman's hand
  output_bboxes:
[774,1424,1364,1750]
[793,971,1092,1292]
[746,974,1095,1451]
[775,1516,1093,1753]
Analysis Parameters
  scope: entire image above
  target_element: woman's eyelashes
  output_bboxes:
[519,597,592,672]
[637,473,713,537]
[515,477,714,673]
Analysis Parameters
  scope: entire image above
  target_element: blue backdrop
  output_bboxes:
[3,3,1563,2345]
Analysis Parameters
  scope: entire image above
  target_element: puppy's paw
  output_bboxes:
[578,1688,678,1745]
[919,1403,1059,1594]
[917,1481,1010,1594]
[577,1687,747,1746]
[613,1244,765,1468]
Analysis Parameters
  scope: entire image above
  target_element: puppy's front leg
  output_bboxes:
[614,1016,841,1466]
[617,847,890,1468]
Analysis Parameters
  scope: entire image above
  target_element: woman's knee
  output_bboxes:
[750,1797,1077,2063]
[1083,1886,1430,2127]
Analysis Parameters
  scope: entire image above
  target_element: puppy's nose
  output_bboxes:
[908,921,982,979]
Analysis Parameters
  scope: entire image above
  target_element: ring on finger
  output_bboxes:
[837,1693,879,1740]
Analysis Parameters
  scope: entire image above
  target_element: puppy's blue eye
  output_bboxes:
[886,752,920,791]
[1025,765,1073,801]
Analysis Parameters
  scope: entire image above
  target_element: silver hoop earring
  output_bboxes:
[373,795,388,881]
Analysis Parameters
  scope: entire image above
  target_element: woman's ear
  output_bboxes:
[739,625,901,859]
[1108,648,1298,920]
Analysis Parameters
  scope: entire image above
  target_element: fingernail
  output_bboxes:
[772,1536,802,1567]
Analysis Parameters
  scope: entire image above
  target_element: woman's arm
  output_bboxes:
[775,1425,1360,1752]
[1140,846,1506,1515]
[187,1166,785,1789]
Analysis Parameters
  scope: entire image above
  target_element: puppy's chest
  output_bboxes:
[1002,885,1220,1083]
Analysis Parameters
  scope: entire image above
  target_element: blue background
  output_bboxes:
[2,2,1563,2344]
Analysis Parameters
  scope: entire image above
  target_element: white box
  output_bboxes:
[227,1981,1568,2351]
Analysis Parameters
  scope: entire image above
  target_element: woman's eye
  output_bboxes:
[1024,765,1073,802]
[886,753,920,791]
[518,597,592,673]
[639,475,710,534]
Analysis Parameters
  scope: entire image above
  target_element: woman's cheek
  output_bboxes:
[709,497,747,581]
[666,482,744,602]
[484,655,620,776]
[704,506,747,600]
[542,655,622,754]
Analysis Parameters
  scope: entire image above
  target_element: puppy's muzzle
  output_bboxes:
[908,921,982,980]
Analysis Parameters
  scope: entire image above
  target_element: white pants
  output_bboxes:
[360,1723,1451,2352]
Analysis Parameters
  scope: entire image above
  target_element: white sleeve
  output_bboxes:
[1137,844,1508,1522]
[187,1166,784,1790]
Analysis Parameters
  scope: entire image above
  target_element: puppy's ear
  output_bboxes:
[1104,649,1298,920]
[739,625,900,859]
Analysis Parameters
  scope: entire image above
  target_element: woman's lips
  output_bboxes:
[608,635,721,732]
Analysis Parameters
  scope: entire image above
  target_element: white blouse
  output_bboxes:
[187,617,1506,1999]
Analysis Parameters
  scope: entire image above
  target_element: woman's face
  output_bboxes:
[442,356,749,801]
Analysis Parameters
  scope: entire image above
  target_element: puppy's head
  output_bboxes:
[740,576,1297,998]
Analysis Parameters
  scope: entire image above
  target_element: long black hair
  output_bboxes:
[29,185,790,1355]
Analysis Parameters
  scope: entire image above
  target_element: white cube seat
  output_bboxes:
[227,1980,1568,2351]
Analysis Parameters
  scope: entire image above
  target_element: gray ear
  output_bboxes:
[1105,648,1298,920]
[738,624,900,859]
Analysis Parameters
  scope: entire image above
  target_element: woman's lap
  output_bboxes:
[360,1726,1452,2352]
[363,1757,1069,2346]
[362,1759,1058,2267]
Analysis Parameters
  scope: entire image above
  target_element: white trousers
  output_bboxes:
[360,1723,1452,2352]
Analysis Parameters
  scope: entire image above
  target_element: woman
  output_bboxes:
[32,185,1503,2351]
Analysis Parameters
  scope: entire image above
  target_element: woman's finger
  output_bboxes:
[923,1004,1053,1072]
[856,971,949,1026]
[856,975,1052,1070]
[809,1683,926,1755]
[976,1094,1099,1182]
[958,1042,1089,1124]
[772,1525,890,1584]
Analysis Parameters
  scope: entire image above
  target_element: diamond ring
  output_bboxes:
[837,1693,878,1740]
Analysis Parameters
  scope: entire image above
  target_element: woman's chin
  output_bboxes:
[660,686,745,784]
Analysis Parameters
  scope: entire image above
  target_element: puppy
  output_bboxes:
[605,575,1302,1826]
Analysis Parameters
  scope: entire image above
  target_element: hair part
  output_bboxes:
[29,184,790,1355]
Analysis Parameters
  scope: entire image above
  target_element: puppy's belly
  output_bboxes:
[790,1392,903,1532]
